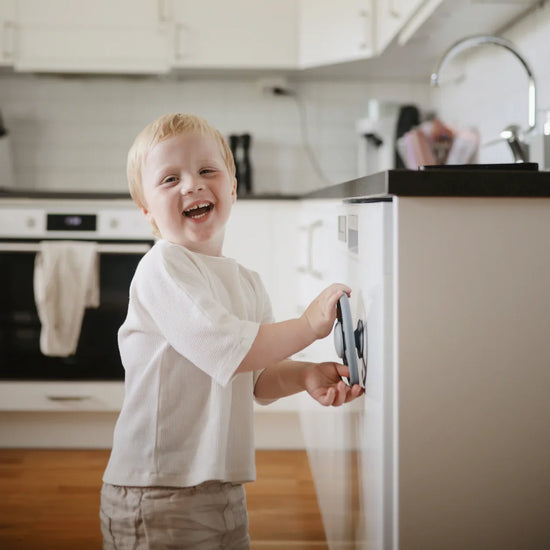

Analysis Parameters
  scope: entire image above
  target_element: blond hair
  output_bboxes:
[126,113,236,211]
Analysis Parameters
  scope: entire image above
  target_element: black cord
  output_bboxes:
[271,87,332,186]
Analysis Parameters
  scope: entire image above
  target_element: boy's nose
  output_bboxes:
[180,177,204,194]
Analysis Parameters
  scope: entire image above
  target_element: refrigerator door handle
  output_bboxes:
[308,219,324,279]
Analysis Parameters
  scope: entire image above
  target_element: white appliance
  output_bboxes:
[298,194,550,549]
[356,112,399,177]
[0,195,153,448]
[0,195,153,382]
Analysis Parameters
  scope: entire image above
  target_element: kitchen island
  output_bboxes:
[297,165,550,550]
[1,166,549,548]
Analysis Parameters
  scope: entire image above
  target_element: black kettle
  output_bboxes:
[229,133,253,196]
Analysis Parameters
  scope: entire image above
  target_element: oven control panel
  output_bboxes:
[0,201,152,240]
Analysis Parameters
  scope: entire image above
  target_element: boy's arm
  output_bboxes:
[235,283,350,374]
[253,359,364,406]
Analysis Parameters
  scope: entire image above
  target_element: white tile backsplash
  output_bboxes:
[0,72,428,194]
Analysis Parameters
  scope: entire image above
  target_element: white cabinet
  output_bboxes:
[224,199,300,323]
[299,0,374,68]
[297,199,358,546]
[223,198,307,447]
[298,199,393,548]
[13,0,173,73]
[172,0,298,69]
[2,0,541,75]
[0,0,15,66]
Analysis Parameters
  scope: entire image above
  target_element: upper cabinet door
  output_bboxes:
[172,0,298,69]
[299,0,374,68]
[14,0,173,74]
[0,0,16,66]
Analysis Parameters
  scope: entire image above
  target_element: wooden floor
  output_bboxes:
[0,449,328,550]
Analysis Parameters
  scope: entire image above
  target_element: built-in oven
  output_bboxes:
[0,196,153,382]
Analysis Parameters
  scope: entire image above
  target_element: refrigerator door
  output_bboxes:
[299,199,395,550]
[343,202,395,550]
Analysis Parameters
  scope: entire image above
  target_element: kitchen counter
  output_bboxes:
[0,188,301,201]
[3,165,549,203]
[305,164,550,201]
[298,183,550,549]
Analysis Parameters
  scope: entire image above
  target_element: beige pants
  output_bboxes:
[100,482,250,550]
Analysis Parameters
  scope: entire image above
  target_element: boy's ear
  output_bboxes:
[141,206,154,223]
[231,177,237,203]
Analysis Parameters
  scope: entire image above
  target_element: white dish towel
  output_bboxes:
[33,240,100,357]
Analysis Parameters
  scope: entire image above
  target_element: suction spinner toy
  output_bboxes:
[333,293,367,388]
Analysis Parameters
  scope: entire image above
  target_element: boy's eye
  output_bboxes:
[161,176,178,185]
[200,168,216,175]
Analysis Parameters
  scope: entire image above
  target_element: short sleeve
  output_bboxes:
[131,244,260,387]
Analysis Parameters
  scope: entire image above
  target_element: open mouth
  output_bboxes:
[183,202,213,219]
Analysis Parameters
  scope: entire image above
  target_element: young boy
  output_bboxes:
[100,113,363,549]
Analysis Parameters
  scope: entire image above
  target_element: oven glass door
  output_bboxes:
[0,241,152,381]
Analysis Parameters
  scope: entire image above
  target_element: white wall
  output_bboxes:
[429,2,550,165]
[0,74,428,194]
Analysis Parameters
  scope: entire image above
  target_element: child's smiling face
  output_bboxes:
[141,131,237,256]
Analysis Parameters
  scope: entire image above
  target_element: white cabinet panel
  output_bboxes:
[393,197,550,550]
[0,0,15,66]
[299,0,374,68]
[224,200,300,323]
[299,200,394,550]
[0,381,124,412]
[172,0,298,69]
[14,0,173,73]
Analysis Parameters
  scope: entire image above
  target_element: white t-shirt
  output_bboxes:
[103,239,273,488]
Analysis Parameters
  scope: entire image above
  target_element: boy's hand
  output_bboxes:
[304,362,364,406]
[302,284,351,340]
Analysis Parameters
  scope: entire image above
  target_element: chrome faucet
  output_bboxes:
[431,35,537,163]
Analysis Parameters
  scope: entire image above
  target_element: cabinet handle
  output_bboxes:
[358,7,371,52]
[297,225,309,274]
[2,21,15,61]
[297,220,323,278]
[297,221,324,277]
[47,396,92,402]
[174,23,189,61]
[157,0,170,23]
[308,220,324,279]
[389,0,401,18]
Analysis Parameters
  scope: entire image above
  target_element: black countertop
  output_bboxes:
[305,164,550,201]
[0,189,133,200]
[2,165,550,202]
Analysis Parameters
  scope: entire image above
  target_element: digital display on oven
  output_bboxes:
[47,214,97,231]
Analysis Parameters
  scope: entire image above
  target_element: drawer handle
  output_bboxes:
[46,396,91,402]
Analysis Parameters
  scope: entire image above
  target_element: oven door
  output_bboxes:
[0,241,152,381]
